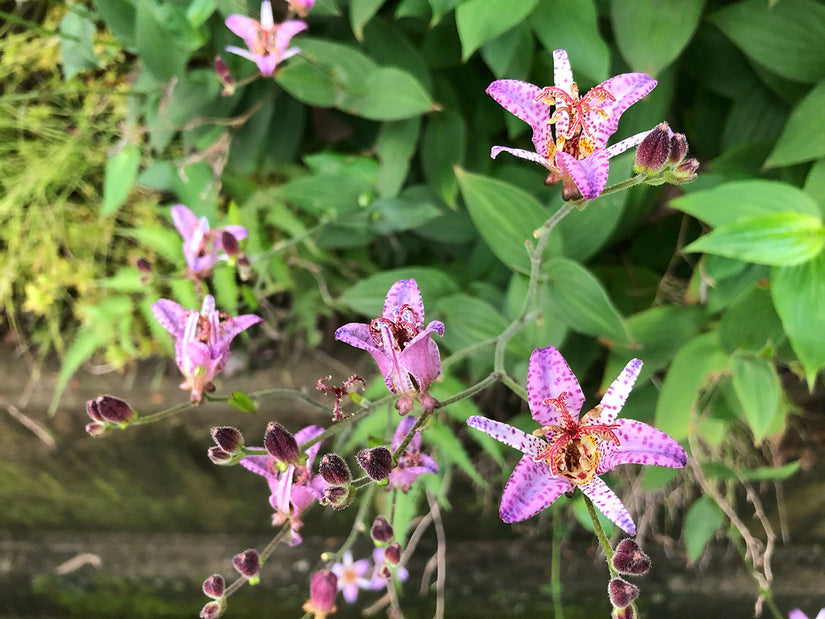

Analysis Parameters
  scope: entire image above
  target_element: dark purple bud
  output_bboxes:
[612,539,651,576]
[305,570,338,615]
[357,447,393,481]
[664,157,700,184]
[264,421,299,464]
[634,122,672,176]
[211,426,244,453]
[668,133,688,165]
[384,542,402,566]
[608,578,639,609]
[370,515,394,544]
[85,398,104,422]
[232,549,260,579]
[321,484,355,510]
[199,598,226,619]
[221,231,240,257]
[94,395,136,424]
[395,396,414,416]
[136,257,152,273]
[202,573,225,598]
[319,453,351,486]
[377,564,392,580]
[214,56,235,95]
[85,421,109,437]
[207,446,234,465]
[418,392,440,414]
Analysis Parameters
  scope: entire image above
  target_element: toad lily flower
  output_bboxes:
[467,346,686,534]
[487,49,656,201]
[790,611,825,619]
[241,425,327,545]
[171,205,248,278]
[152,295,262,403]
[335,279,444,415]
[388,415,438,492]
[225,1,307,77]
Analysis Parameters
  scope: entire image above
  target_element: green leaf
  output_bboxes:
[455,169,556,272]
[427,0,458,25]
[803,158,825,219]
[228,390,257,413]
[710,0,825,84]
[122,225,184,266]
[683,496,725,564]
[611,0,704,77]
[771,252,825,387]
[376,118,421,197]
[186,0,215,26]
[368,193,441,234]
[543,257,628,343]
[339,268,458,316]
[719,286,785,353]
[136,0,201,81]
[344,67,436,121]
[480,22,534,80]
[670,180,822,227]
[731,352,781,442]
[350,0,385,40]
[49,325,112,415]
[428,419,487,488]
[684,212,825,267]
[211,265,239,318]
[60,7,100,80]
[102,144,140,217]
[704,461,800,482]
[435,294,509,353]
[455,0,539,61]
[99,267,146,293]
[655,332,729,441]
[767,80,825,168]
[277,173,374,217]
[422,110,465,208]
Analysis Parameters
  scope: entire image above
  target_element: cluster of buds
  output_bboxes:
[199,574,227,618]
[634,121,699,185]
[607,539,652,616]
[85,395,137,437]
[208,426,247,465]
[319,453,354,510]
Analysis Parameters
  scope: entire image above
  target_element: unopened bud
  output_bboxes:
[418,392,440,414]
[321,484,355,510]
[92,395,136,424]
[395,396,414,416]
[211,426,244,453]
[214,56,235,96]
[233,549,260,579]
[357,447,393,481]
[202,574,225,598]
[207,446,237,465]
[237,255,252,281]
[221,231,240,257]
[85,421,109,437]
[612,539,651,576]
[384,542,402,565]
[664,157,699,184]
[612,606,636,619]
[608,578,639,609]
[303,569,338,616]
[264,421,299,464]
[199,598,226,619]
[319,453,351,486]
[136,257,152,273]
[371,516,394,544]
[668,132,688,165]
[634,122,672,176]
[86,398,104,422]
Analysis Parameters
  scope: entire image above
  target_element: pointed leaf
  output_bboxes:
[60,7,100,80]
[767,80,825,168]
[731,352,781,442]
[684,496,725,563]
[422,110,465,208]
[350,0,385,41]
[228,390,258,413]
[343,67,436,121]
[102,144,140,216]
[455,0,539,61]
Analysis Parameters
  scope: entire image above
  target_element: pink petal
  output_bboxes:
[397,325,443,393]
[500,454,572,523]
[201,295,216,314]
[579,475,635,535]
[598,358,643,423]
[239,453,276,479]
[392,415,418,451]
[526,346,585,426]
[151,299,186,338]
[225,15,260,43]
[605,129,652,158]
[587,73,657,149]
[466,416,546,456]
[597,419,688,474]
[220,313,263,342]
[491,145,554,170]
[255,53,279,77]
[486,79,554,159]
[225,45,255,62]
[789,611,808,619]
[275,20,308,54]
[552,49,574,137]
[170,204,198,241]
[556,150,610,200]
[335,322,396,393]
[383,279,426,326]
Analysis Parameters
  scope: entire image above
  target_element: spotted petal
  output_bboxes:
[556,149,610,201]
[467,416,547,456]
[605,129,652,158]
[526,346,586,426]
[220,313,263,342]
[598,358,643,423]
[151,299,186,339]
[597,419,687,474]
[383,278,426,327]
[551,49,574,137]
[579,475,636,535]
[490,145,554,170]
[586,73,657,149]
[486,79,553,159]
[500,454,572,523]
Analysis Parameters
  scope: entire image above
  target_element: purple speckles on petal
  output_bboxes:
[597,419,688,474]
[556,150,610,202]
[579,476,636,535]
[467,416,546,456]
[598,358,643,423]
[500,455,572,523]
[526,346,585,425]
[486,79,554,159]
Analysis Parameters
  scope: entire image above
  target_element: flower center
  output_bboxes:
[535,81,616,143]
[369,304,421,351]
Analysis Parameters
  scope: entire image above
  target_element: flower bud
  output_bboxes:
[384,542,402,565]
[668,133,688,165]
[202,574,225,598]
[370,516,394,544]
[85,421,109,438]
[302,569,338,616]
[211,426,244,453]
[357,447,393,481]
[608,578,639,609]
[207,446,237,465]
[395,396,414,416]
[418,392,440,414]
[664,157,699,184]
[214,56,235,96]
[634,122,672,176]
[321,484,355,510]
[136,257,152,273]
[199,598,226,619]
[612,539,651,576]
[221,231,240,257]
[85,398,104,422]
[319,453,351,486]
[233,549,260,579]
[264,421,299,464]
[92,395,136,424]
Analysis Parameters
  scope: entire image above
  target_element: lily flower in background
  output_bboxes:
[225,0,306,77]
[388,415,438,492]
[467,346,687,534]
[368,546,409,589]
[330,551,373,603]
[240,425,327,545]
[790,610,825,619]
[171,205,247,278]
[288,0,315,17]
[335,279,444,415]
[487,49,656,200]
[151,295,262,403]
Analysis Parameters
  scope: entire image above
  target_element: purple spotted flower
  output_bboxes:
[171,205,248,278]
[240,425,327,545]
[335,279,444,415]
[151,295,262,403]
[331,551,373,604]
[487,49,656,201]
[388,416,438,492]
[225,1,306,77]
[790,610,825,619]
[467,346,686,534]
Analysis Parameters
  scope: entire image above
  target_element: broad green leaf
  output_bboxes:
[48,323,114,415]
[766,80,825,168]
[102,144,140,217]
[710,0,825,84]
[704,461,800,482]
[136,0,201,81]
[211,265,239,317]
[95,0,136,44]
[543,257,628,343]
[480,22,534,80]
[670,180,821,227]
[771,252,825,387]
[611,0,704,77]
[455,169,555,272]
[99,267,145,293]
[435,294,509,353]
[422,110,465,208]
[277,173,374,216]
[186,0,215,26]
[529,0,608,84]
[684,496,725,563]
[60,7,100,80]
[343,67,436,121]
[364,19,433,92]
[428,419,487,488]
[655,332,729,441]
[719,286,785,353]
[427,0,458,25]
[731,352,781,443]
[339,268,458,316]
[122,225,184,266]
[350,0,385,41]
[368,193,441,234]
[684,212,825,267]
[642,467,680,492]
[803,158,825,219]
[376,118,421,197]
[455,0,539,62]
[228,390,257,413]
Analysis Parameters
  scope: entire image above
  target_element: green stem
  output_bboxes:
[436,372,501,409]
[550,511,565,619]
[499,373,527,401]
[583,494,617,577]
